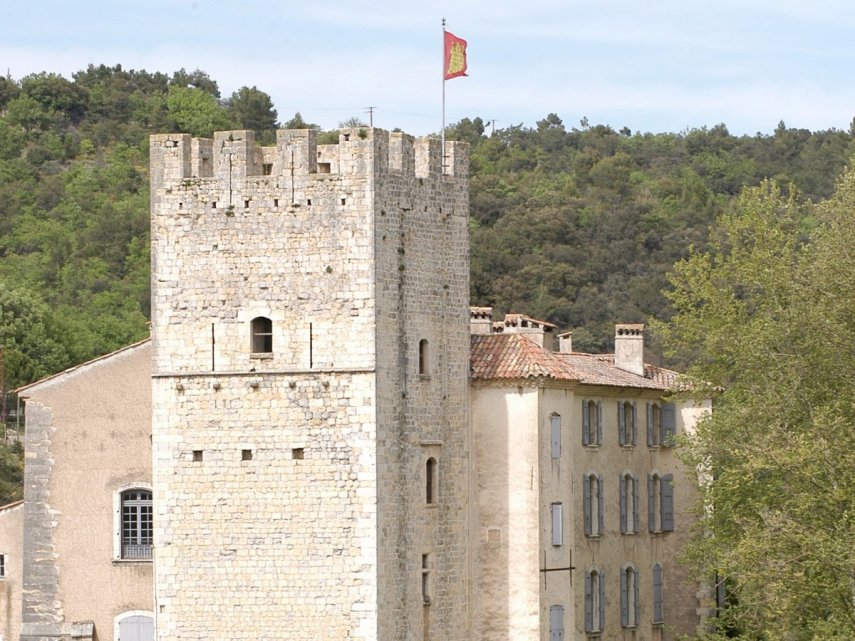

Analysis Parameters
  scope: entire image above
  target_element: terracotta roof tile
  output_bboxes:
[470,334,678,390]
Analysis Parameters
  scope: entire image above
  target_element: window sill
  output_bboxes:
[584,534,601,540]
[113,558,152,564]
[419,374,431,381]
[250,352,273,360]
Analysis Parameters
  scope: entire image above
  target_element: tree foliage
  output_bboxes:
[654,176,855,640]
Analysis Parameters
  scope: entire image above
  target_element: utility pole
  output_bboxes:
[364,106,376,127]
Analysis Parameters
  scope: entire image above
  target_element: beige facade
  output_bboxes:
[471,313,710,641]
[0,500,23,641]
[15,340,153,641]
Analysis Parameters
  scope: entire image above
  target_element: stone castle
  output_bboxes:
[5,127,710,641]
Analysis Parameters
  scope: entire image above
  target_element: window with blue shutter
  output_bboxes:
[661,403,676,445]
[661,474,675,532]
[618,401,626,446]
[595,401,603,445]
[647,473,657,532]
[598,570,606,632]
[632,475,640,534]
[582,400,591,446]
[646,402,655,446]
[652,563,664,623]
[597,474,604,536]
[585,569,604,633]
[583,474,592,536]
[620,566,628,627]
[551,502,563,546]
[584,572,594,632]
[551,414,561,459]
[631,401,638,445]
[550,605,565,641]
[619,473,627,533]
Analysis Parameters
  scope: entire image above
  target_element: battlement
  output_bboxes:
[150,127,469,185]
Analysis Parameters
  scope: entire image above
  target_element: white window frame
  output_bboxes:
[113,482,153,561]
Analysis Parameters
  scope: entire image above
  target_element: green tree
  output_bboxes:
[226,86,277,137]
[654,178,855,640]
[166,85,233,138]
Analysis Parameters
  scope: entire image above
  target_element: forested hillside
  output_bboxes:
[1,64,853,395]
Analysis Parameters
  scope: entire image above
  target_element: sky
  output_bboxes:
[2,0,854,137]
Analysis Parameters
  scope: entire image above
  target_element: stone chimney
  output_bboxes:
[558,331,573,354]
[501,314,557,351]
[614,324,645,376]
[470,307,494,335]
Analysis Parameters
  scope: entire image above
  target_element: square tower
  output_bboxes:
[149,128,471,640]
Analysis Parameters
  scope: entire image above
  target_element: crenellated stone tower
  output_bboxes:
[149,128,471,640]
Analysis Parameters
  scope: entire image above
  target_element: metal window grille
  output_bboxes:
[122,490,152,559]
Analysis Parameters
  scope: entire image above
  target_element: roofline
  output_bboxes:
[15,337,151,396]
[0,500,24,512]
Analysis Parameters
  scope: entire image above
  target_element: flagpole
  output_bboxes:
[441,18,446,160]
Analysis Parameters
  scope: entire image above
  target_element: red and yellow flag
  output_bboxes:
[444,31,468,80]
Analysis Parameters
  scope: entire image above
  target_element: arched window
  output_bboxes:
[419,339,430,376]
[250,316,273,353]
[584,473,604,536]
[585,568,605,633]
[582,400,602,446]
[119,489,152,559]
[618,400,637,446]
[426,457,437,504]
[115,611,154,641]
[620,472,639,534]
[621,565,640,627]
[652,563,664,623]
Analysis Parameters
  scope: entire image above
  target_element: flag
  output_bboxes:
[444,31,468,80]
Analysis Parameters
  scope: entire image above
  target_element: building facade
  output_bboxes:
[470,312,710,641]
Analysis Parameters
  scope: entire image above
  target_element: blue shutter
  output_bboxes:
[583,475,592,536]
[550,605,565,641]
[584,572,593,632]
[596,401,603,445]
[661,474,675,531]
[618,402,626,446]
[662,403,676,445]
[597,475,604,535]
[620,568,628,626]
[652,564,664,623]
[646,402,654,446]
[631,401,638,445]
[632,475,640,533]
[634,568,640,625]
[582,401,590,446]
[552,503,563,546]
[647,473,655,532]
[599,570,606,632]
[551,414,561,459]
[619,475,627,534]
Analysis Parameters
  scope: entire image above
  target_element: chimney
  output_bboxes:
[470,307,493,335]
[614,324,645,376]
[502,314,557,350]
[558,331,573,354]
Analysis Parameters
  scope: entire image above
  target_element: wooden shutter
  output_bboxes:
[551,414,561,459]
[652,564,664,623]
[597,475,604,535]
[661,474,675,531]
[631,401,638,445]
[620,568,628,626]
[582,401,590,446]
[596,401,603,445]
[632,475,640,533]
[551,503,563,546]
[599,570,606,632]
[647,473,655,532]
[550,605,565,641]
[583,475,592,536]
[662,403,676,445]
[633,567,640,625]
[618,402,626,446]
[584,572,593,632]
[619,474,627,534]
[646,402,654,446]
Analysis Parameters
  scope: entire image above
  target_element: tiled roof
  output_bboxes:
[470,334,579,381]
[470,334,678,390]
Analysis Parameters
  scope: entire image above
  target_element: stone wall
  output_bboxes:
[150,128,471,640]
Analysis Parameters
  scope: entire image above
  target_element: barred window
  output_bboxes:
[121,489,152,560]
